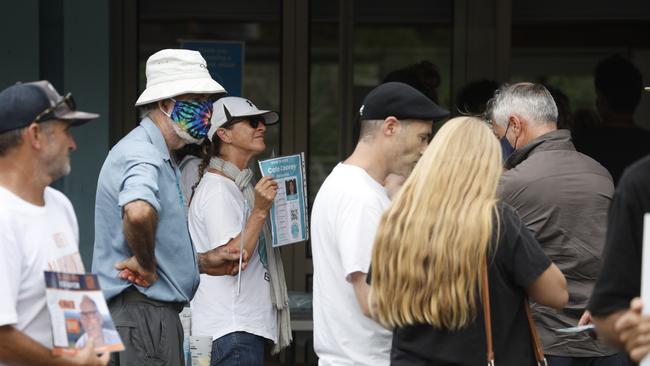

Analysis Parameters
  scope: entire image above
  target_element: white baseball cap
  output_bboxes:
[208,97,279,141]
[135,49,226,106]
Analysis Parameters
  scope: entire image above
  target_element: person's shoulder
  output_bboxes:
[201,172,236,189]
[621,155,650,179]
[572,150,612,174]
[195,173,241,202]
[44,187,74,210]
[315,167,387,214]
[44,187,78,232]
[0,188,24,228]
[495,201,519,225]
[618,155,650,191]
[0,189,13,227]
[499,163,530,193]
[0,186,13,209]
[332,164,383,192]
[493,202,534,259]
[110,126,163,162]
[180,155,201,172]
[494,201,526,240]
[111,125,145,150]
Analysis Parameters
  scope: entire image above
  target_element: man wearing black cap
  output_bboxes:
[0,81,108,365]
[311,82,449,365]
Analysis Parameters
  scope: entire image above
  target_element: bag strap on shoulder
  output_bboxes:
[481,257,547,366]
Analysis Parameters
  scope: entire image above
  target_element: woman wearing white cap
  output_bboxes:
[187,96,291,365]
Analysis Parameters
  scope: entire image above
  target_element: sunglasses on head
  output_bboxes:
[34,93,76,123]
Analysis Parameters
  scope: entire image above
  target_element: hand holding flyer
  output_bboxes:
[258,153,309,246]
[44,271,124,355]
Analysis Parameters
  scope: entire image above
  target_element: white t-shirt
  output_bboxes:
[188,172,277,342]
[311,163,392,366]
[0,186,84,352]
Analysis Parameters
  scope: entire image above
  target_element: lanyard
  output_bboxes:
[170,161,185,209]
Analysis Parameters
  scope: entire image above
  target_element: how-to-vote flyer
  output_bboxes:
[258,153,309,246]
[44,271,124,355]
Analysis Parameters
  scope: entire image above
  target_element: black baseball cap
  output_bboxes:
[0,80,99,134]
[358,82,449,122]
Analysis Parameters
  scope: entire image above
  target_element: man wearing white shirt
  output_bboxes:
[310,82,449,365]
[0,81,108,365]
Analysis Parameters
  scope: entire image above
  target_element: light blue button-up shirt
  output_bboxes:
[92,118,200,303]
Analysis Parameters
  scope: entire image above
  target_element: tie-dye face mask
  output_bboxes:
[163,99,213,140]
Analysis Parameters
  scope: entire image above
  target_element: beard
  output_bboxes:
[41,145,72,182]
[49,158,71,181]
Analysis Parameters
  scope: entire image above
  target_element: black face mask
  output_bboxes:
[499,122,516,161]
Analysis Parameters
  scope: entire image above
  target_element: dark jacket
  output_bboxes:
[499,129,616,357]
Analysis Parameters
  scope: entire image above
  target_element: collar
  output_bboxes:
[505,129,574,170]
[140,117,171,161]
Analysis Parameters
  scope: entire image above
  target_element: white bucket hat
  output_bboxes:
[208,96,279,141]
[135,49,226,106]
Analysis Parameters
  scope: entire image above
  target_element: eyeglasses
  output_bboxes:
[80,310,99,318]
[33,93,76,122]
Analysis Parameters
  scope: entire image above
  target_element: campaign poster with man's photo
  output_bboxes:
[44,271,124,355]
[258,153,309,246]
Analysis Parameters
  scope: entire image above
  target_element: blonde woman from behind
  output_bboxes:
[369,116,568,366]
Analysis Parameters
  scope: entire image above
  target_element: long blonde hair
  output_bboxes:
[370,116,503,330]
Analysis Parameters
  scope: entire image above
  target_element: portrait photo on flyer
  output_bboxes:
[44,271,124,355]
[258,153,309,246]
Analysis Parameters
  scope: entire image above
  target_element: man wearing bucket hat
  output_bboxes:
[0,81,108,365]
[92,49,243,365]
[311,82,449,366]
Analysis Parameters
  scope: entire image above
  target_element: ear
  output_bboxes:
[381,116,400,137]
[159,99,174,115]
[25,123,45,150]
[509,115,523,136]
[216,127,232,144]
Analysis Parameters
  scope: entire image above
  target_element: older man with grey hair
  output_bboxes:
[486,83,630,366]
[93,49,244,366]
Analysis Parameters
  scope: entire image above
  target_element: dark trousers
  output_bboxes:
[108,288,185,366]
[546,353,633,366]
